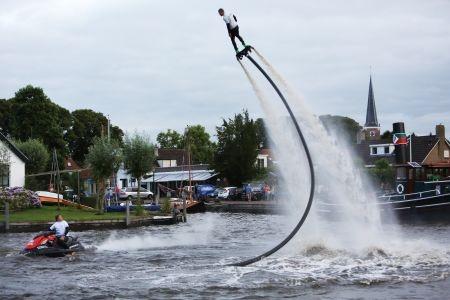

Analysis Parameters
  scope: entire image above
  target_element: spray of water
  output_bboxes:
[241,51,393,255]
[97,214,216,251]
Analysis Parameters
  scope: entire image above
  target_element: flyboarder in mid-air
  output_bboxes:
[218,8,252,59]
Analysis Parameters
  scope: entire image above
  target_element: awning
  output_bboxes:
[142,170,218,183]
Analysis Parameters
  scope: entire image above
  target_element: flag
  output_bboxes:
[393,132,408,145]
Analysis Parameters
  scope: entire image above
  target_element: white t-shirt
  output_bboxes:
[50,220,69,237]
[223,13,238,30]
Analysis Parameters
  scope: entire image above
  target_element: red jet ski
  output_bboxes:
[21,231,85,257]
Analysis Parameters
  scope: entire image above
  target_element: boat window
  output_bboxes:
[396,167,407,180]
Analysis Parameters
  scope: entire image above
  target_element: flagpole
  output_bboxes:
[409,134,412,163]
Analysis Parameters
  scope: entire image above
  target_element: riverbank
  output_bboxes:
[0,206,179,233]
[205,200,283,214]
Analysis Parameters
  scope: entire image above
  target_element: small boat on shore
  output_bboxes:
[169,198,206,213]
[36,191,94,210]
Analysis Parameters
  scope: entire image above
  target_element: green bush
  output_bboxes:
[161,198,171,214]
[134,204,145,216]
[80,196,97,209]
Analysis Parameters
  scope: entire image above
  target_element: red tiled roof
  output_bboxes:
[64,157,81,171]
[258,148,272,156]
[156,148,189,166]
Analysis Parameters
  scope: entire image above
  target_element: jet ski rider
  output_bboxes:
[49,214,70,248]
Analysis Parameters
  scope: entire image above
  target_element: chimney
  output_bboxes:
[393,122,407,165]
[436,124,446,159]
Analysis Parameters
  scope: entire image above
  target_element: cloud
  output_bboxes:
[1,0,449,139]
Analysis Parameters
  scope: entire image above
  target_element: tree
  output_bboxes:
[0,99,11,133]
[214,110,259,186]
[157,126,215,165]
[255,118,270,148]
[8,85,71,157]
[319,115,362,143]
[85,137,122,213]
[370,158,395,189]
[15,139,50,191]
[381,130,393,140]
[67,109,124,165]
[0,143,10,185]
[123,134,156,207]
[156,129,183,149]
[15,139,49,174]
[183,125,215,164]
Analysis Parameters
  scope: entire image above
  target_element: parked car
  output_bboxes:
[119,187,153,200]
[217,187,238,200]
[207,188,221,199]
[195,184,216,201]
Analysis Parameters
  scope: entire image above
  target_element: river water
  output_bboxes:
[1,212,449,299]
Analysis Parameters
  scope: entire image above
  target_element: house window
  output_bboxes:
[257,158,265,168]
[371,147,378,155]
[0,164,9,188]
[157,160,177,167]
[120,179,128,188]
[445,150,450,159]
[384,146,390,154]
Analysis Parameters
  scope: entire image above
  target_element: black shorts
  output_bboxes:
[230,26,240,37]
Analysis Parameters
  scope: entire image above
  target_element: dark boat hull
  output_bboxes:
[150,215,183,225]
[380,192,450,223]
[186,201,206,213]
[318,192,450,224]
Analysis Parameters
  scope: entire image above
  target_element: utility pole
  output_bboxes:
[183,126,189,222]
[107,115,111,142]
[409,134,413,163]
[126,200,130,226]
[54,149,61,210]
[77,170,80,203]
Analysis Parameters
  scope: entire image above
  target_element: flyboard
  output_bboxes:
[231,46,316,267]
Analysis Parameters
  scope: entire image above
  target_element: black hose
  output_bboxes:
[231,54,315,267]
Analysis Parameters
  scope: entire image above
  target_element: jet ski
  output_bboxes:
[21,231,85,257]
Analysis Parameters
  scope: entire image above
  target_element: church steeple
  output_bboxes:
[360,75,381,141]
[365,76,379,128]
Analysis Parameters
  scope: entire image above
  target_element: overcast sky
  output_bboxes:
[1,0,449,139]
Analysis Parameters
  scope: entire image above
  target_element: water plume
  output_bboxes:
[97,214,216,251]
[241,51,394,255]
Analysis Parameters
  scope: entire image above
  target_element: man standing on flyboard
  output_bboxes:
[218,8,251,59]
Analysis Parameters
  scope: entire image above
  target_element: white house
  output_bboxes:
[0,132,27,188]
[256,148,273,169]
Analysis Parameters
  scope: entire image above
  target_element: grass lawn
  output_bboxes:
[0,205,156,223]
